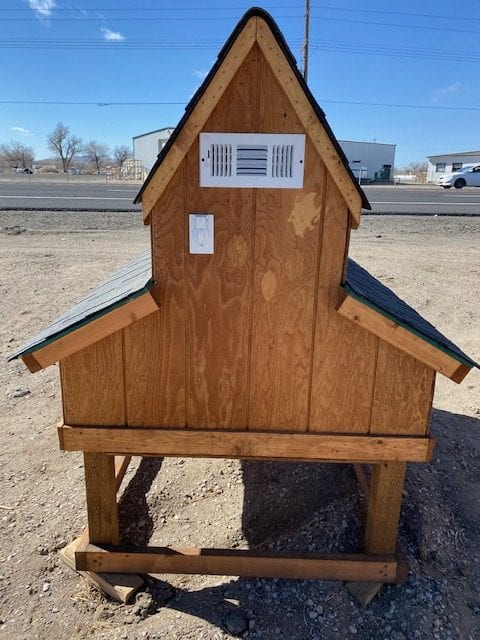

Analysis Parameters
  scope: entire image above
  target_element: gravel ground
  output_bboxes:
[0,211,479,640]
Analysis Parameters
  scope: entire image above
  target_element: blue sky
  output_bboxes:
[0,0,479,167]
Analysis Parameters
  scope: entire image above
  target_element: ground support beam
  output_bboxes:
[74,544,407,584]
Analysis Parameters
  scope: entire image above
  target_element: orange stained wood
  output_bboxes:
[61,333,125,426]
[125,172,186,428]
[370,342,436,436]
[248,52,325,430]
[184,48,258,429]
[309,176,378,433]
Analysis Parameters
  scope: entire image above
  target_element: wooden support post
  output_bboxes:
[364,461,406,554]
[83,453,120,545]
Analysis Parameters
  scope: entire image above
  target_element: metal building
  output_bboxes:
[133,127,175,173]
[339,140,396,183]
[427,151,480,183]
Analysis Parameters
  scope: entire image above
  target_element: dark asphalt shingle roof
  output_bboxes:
[10,251,153,360]
[11,251,477,373]
[134,7,371,212]
[344,259,479,369]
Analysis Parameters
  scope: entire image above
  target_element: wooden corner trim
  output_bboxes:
[337,294,470,382]
[29,290,160,371]
[58,425,434,463]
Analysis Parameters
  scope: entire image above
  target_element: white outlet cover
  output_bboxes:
[189,213,214,254]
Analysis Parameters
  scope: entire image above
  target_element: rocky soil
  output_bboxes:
[0,211,479,640]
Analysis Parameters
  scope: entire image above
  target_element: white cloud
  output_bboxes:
[193,69,209,81]
[101,28,126,42]
[10,126,33,137]
[433,82,464,102]
[26,0,57,18]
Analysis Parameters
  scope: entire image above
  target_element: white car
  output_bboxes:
[437,164,480,189]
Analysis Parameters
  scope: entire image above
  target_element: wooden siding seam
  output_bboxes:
[183,162,189,428]
[425,371,437,436]
[368,337,381,434]
[246,187,258,430]
[306,165,328,432]
[121,329,128,427]
[59,360,67,426]
[246,43,261,430]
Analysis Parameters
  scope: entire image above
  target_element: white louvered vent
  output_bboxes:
[200,133,305,188]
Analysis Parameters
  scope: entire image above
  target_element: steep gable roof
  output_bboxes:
[134,7,370,224]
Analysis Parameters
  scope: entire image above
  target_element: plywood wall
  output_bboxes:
[61,43,435,437]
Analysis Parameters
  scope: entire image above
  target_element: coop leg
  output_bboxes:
[83,452,120,545]
[364,461,406,554]
[348,461,407,605]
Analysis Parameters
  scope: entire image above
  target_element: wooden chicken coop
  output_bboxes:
[11,8,479,600]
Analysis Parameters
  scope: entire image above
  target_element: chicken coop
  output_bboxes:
[11,8,478,601]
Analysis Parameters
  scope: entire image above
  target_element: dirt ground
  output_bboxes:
[0,210,479,640]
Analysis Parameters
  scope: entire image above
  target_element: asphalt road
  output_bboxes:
[363,185,480,215]
[1,180,480,215]
[0,181,141,211]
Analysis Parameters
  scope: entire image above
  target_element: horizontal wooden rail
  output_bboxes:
[75,544,401,582]
[58,425,435,463]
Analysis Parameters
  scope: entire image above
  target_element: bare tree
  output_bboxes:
[398,160,428,183]
[0,141,34,169]
[83,141,110,175]
[113,145,131,170]
[47,122,82,172]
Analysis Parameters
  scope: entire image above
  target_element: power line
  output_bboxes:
[311,15,480,36]
[1,99,479,112]
[311,4,480,24]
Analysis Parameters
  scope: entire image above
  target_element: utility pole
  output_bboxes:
[302,0,310,82]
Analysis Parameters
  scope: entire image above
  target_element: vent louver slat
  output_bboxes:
[210,144,233,177]
[236,145,268,176]
[200,133,305,188]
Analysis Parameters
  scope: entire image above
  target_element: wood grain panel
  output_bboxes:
[125,168,186,427]
[185,47,258,428]
[370,342,435,435]
[61,333,125,426]
[248,52,322,431]
[309,177,378,432]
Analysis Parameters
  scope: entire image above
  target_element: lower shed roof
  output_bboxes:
[10,253,479,377]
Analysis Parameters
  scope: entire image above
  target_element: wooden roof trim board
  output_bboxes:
[19,290,158,373]
[338,294,469,382]
[9,251,160,372]
[135,8,370,225]
[341,258,479,381]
